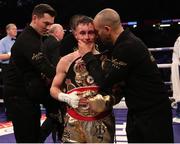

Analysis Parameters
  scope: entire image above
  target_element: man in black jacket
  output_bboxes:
[78,8,174,143]
[40,23,65,143]
[4,4,56,142]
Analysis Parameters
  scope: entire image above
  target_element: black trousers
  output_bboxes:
[4,86,41,142]
[1,64,9,82]
[4,77,66,142]
[39,95,65,143]
[126,99,174,143]
[1,64,11,119]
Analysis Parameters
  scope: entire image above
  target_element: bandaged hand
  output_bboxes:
[58,91,80,108]
[88,94,110,113]
[7,52,11,56]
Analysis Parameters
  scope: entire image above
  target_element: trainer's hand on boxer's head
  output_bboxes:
[78,40,94,57]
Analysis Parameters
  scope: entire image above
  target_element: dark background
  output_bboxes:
[0,0,180,47]
[0,0,179,28]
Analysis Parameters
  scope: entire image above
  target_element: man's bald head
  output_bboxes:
[94,8,121,30]
[49,24,63,34]
[48,23,64,41]
[93,8,124,45]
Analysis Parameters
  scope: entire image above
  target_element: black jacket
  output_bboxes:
[42,35,61,66]
[5,26,55,102]
[83,29,169,112]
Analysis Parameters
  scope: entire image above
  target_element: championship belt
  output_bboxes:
[67,86,111,121]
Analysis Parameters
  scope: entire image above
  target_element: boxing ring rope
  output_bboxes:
[149,47,173,69]
[150,47,173,81]
[153,47,173,86]
[157,63,172,68]
[148,47,173,52]
[114,47,174,109]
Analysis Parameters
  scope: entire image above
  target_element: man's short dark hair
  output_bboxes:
[32,3,56,18]
[69,14,85,31]
[71,15,93,31]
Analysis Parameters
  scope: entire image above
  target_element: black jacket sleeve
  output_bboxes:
[83,52,106,88]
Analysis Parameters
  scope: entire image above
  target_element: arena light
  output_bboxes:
[160,24,171,27]
[122,21,137,28]
[127,21,137,25]
[122,21,137,26]
[172,19,180,22]
[128,21,137,28]
[161,19,172,23]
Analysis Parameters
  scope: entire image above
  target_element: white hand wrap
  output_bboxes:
[7,52,11,56]
[58,91,80,108]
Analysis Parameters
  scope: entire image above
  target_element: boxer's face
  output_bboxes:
[74,23,96,44]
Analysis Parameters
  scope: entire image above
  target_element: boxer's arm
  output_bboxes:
[50,56,80,108]
[50,58,66,100]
